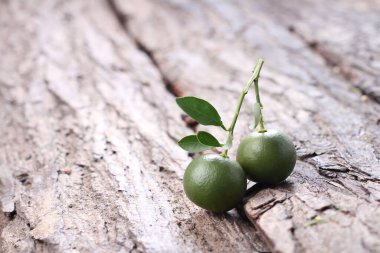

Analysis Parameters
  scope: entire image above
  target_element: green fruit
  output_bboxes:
[183,154,247,212]
[237,129,296,184]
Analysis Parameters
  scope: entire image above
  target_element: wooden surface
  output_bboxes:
[0,0,379,252]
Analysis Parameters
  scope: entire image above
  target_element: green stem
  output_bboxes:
[221,58,265,157]
[254,78,267,133]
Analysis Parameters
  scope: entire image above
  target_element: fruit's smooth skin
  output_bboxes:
[183,154,247,212]
[237,129,296,184]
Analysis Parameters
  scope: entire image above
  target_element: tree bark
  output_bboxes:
[0,1,266,252]
[113,0,380,252]
[1,0,379,252]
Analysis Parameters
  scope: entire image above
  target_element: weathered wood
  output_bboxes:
[1,0,380,252]
[113,0,380,252]
[255,0,380,103]
[0,0,267,252]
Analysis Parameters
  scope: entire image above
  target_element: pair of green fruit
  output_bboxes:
[177,59,297,212]
[184,130,296,212]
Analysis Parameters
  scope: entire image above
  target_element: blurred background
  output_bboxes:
[1,0,379,252]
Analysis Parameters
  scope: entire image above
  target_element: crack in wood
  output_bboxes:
[107,0,184,98]
[2,0,380,252]
[285,13,380,104]
[107,0,200,136]
[105,0,380,252]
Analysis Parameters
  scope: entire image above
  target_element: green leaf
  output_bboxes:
[222,133,233,150]
[197,131,222,147]
[178,135,211,153]
[176,96,223,126]
[252,102,261,129]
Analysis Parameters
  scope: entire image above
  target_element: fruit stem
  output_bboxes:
[253,67,267,133]
[221,59,265,157]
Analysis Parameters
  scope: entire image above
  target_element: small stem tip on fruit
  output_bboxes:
[221,58,266,157]
[253,60,267,133]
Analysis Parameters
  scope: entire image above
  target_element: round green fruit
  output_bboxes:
[236,129,296,184]
[183,154,247,212]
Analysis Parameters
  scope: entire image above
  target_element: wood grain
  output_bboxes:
[113,0,380,252]
[1,0,379,252]
[256,0,380,103]
[0,0,266,252]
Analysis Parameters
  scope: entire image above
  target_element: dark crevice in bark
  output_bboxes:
[287,26,380,104]
[107,0,184,98]
[107,0,199,133]
[289,26,340,69]
[247,194,290,221]
[5,208,17,221]
[107,3,270,250]
[298,152,322,160]
[245,196,291,253]
[297,138,380,184]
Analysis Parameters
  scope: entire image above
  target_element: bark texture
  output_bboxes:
[1,0,380,252]
[0,1,266,252]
